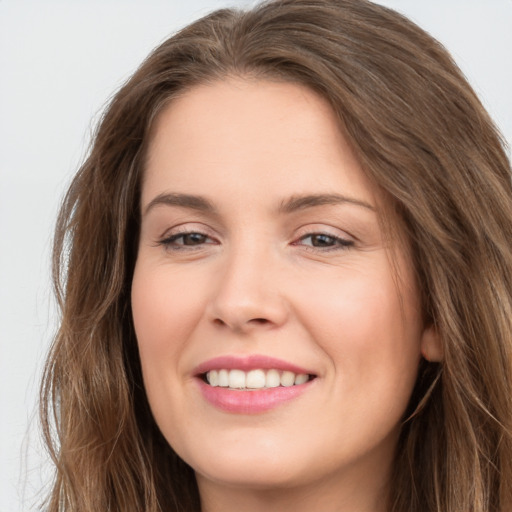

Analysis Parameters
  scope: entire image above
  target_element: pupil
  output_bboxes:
[313,234,334,246]
[184,233,205,245]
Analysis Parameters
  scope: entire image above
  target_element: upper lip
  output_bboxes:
[193,355,314,376]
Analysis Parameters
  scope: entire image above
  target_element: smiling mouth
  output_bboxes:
[202,369,316,390]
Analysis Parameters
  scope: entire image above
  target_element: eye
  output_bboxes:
[158,231,216,250]
[294,232,354,251]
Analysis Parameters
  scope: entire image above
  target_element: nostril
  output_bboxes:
[212,316,270,330]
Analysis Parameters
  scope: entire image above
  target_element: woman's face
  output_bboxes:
[132,78,436,501]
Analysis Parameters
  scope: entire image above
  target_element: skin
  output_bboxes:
[131,78,440,512]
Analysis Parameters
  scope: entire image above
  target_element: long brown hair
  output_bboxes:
[40,0,512,510]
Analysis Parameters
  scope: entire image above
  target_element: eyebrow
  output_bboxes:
[143,193,217,216]
[278,193,375,213]
[143,191,375,217]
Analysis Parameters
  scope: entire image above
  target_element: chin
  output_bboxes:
[182,437,312,490]
[195,459,306,491]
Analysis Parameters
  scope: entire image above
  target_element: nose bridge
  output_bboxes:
[208,235,288,331]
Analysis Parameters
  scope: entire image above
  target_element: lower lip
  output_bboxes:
[197,379,313,414]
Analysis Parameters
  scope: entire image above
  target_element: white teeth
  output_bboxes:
[280,371,295,387]
[246,369,266,388]
[294,373,309,385]
[229,369,246,389]
[218,369,229,387]
[266,369,281,388]
[207,369,219,386]
[204,369,311,389]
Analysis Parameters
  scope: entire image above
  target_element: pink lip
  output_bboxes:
[197,380,313,414]
[193,355,316,414]
[193,355,313,375]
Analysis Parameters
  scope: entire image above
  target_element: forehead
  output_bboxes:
[142,78,380,212]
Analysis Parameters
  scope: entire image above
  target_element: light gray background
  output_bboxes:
[1,1,511,511]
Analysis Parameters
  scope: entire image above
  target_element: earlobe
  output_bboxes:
[420,325,443,362]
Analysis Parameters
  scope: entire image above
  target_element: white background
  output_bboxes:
[1,1,511,510]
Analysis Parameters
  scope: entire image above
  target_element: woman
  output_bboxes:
[40,0,512,511]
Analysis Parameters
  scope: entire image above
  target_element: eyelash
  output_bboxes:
[293,233,354,252]
[158,230,217,250]
[157,230,354,253]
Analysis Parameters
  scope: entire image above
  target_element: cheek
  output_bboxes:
[297,262,422,386]
[132,261,202,338]
[130,262,206,439]
[131,262,205,380]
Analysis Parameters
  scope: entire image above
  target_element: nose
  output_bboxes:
[207,244,289,334]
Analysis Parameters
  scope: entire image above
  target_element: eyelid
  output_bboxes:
[291,224,356,252]
[158,222,217,239]
[293,223,355,241]
[156,223,219,250]
[293,233,354,251]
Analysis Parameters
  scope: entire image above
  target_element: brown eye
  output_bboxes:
[309,234,337,247]
[159,231,215,250]
[297,233,353,250]
[180,233,209,245]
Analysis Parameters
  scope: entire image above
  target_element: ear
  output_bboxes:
[420,325,443,362]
